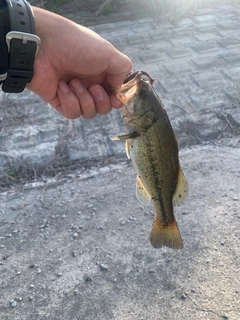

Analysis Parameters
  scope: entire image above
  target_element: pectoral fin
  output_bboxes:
[172,168,188,206]
[111,132,140,141]
[136,176,151,206]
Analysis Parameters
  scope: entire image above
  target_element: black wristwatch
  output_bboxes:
[0,0,41,93]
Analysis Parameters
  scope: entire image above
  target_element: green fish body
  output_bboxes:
[113,71,188,249]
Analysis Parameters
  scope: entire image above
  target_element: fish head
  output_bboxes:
[115,71,159,132]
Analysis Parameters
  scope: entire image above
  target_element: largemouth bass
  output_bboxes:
[113,71,188,249]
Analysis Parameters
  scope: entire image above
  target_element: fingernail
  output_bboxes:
[71,80,84,94]
[59,81,69,94]
[90,85,104,101]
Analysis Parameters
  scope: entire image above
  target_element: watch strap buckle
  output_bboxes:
[6,31,41,54]
[2,31,41,93]
[1,0,41,93]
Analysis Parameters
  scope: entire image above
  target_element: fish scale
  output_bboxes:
[130,122,178,225]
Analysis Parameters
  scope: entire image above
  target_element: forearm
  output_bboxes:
[32,6,77,48]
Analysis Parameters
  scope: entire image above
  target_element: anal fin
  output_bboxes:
[136,176,151,206]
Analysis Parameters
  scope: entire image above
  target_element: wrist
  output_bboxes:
[31,7,52,43]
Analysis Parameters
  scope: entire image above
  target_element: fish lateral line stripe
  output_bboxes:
[147,148,170,225]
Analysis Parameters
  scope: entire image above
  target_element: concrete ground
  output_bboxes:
[0,141,239,320]
[0,3,240,320]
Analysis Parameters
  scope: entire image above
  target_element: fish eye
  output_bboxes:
[139,89,146,98]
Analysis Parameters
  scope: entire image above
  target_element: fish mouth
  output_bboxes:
[115,71,141,104]
[123,70,154,85]
[115,71,155,105]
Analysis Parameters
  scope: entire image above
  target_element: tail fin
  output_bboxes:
[150,216,183,249]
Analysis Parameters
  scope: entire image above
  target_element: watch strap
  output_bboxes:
[2,0,41,93]
[8,0,35,34]
[0,0,10,84]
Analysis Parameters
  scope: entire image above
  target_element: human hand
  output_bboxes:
[27,7,132,119]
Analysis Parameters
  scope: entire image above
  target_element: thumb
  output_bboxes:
[105,50,132,88]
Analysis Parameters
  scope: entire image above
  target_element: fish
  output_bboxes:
[112,71,188,249]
